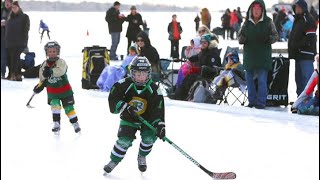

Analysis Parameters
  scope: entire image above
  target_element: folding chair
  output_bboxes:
[155,59,180,96]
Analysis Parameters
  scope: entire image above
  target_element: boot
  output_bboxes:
[72,122,81,133]
[52,121,60,132]
[103,161,119,173]
[15,74,22,81]
[137,154,147,172]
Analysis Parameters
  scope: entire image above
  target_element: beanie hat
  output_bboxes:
[294,0,308,12]
[130,6,136,10]
[128,45,137,53]
[12,1,19,7]
[113,1,120,6]
[225,51,239,63]
[200,34,212,43]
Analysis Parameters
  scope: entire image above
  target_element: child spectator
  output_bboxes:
[184,38,201,59]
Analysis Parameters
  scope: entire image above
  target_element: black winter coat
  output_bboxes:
[105,7,124,33]
[125,13,143,39]
[288,12,317,60]
[5,10,29,48]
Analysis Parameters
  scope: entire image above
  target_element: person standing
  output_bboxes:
[200,8,211,30]
[5,1,29,81]
[221,8,231,40]
[288,0,317,97]
[39,19,50,43]
[33,41,81,134]
[167,14,183,59]
[105,1,125,60]
[103,56,165,174]
[194,14,200,33]
[237,7,243,28]
[125,6,143,54]
[1,0,12,79]
[238,0,278,109]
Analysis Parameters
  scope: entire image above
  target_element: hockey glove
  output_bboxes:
[33,83,44,94]
[43,66,52,78]
[121,103,139,121]
[155,122,166,141]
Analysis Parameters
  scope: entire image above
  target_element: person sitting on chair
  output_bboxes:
[212,50,245,101]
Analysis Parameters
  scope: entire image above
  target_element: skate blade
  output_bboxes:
[53,131,60,135]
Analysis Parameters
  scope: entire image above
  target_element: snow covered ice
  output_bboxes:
[1,11,319,180]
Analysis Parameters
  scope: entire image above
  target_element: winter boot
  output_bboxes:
[72,122,81,133]
[52,121,60,132]
[137,154,147,172]
[103,161,119,173]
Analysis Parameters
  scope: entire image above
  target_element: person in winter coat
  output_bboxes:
[39,19,50,43]
[288,0,317,97]
[238,0,278,109]
[33,41,81,134]
[125,6,143,54]
[167,14,183,59]
[291,54,319,115]
[5,1,29,81]
[103,56,165,174]
[200,8,211,30]
[221,8,231,40]
[194,14,200,33]
[1,0,12,79]
[135,31,160,81]
[105,1,125,60]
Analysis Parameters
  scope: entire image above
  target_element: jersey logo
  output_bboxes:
[129,96,147,115]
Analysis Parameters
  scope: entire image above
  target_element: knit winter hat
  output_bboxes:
[294,0,308,12]
[225,51,239,63]
[12,1,19,7]
[200,34,212,43]
[128,45,137,53]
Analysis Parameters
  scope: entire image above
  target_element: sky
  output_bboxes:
[23,0,280,10]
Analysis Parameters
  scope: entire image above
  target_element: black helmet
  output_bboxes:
[130,56,151,86]
[44,41,61,62]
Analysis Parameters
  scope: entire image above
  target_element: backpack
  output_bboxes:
[187,79,215,103]
[20,52,35,70]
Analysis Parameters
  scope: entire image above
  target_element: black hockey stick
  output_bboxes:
[26,93,36,108]
[137,116,236,179]
[26,80,45,108]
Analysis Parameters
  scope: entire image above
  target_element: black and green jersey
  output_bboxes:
[108,77,165,126]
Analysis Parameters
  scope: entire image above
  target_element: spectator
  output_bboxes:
[39,19,50,43]
[221,8,231,40]
[274,7,287,41]
[5,0,30,81]
[167,14,183,59]
[288,0,317,97]
[194,14,200,33]
[291,54,319,115]
[237,7,243,27]
[125,6,143,54]
[105,1,125,60]
[212,50,245,101]
[272,7,279,23]
[1,0,12,79]
[230,9,239,40]
[238,0,278,109]
[135,31,160,80]
[142,20,149,36]
[184,38,201,59]
[200,8,211,30]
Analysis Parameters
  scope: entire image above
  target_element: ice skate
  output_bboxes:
[52,121,60,134]
[103,161,118,173]
[137,154,147,172]
[72,122,81,133]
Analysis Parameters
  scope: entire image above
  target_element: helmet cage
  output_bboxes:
[44,41,61,62]
[130,57,151,86]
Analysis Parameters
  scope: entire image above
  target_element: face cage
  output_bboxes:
[45,46,60,62]
[130,69,151,86]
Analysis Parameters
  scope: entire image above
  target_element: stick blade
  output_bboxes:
[26,104,34,108]
[212,172,236,179]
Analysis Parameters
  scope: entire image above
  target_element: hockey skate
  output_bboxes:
[137,154,147,172]
[103,161,118,173]
[72,122,81,133]
[52,121,60,134]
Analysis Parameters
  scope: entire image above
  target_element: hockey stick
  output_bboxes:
[137,116,236,179]
[26,93,36,108]
[26,80,45,108]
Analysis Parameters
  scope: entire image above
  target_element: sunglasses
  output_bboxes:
[136,39,144,42]
[198,29,206,33]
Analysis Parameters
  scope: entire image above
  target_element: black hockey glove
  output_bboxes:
[155,122,166,141]
[33,83,44,94]
[124,104,139,121]
[43,66,52,78]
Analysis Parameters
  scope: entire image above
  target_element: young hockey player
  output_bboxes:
[104,56,165,173]
[33,41,81,134]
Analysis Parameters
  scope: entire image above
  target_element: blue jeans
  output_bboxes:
[110,32,121,59]
[245,69,268,106]
[295,60,314,97]
[1,38,6,76]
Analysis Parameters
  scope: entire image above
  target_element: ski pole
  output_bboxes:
[136,115,236,179]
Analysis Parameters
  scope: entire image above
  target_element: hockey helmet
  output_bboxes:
[129,56,151,86]
[44,41,61,62]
